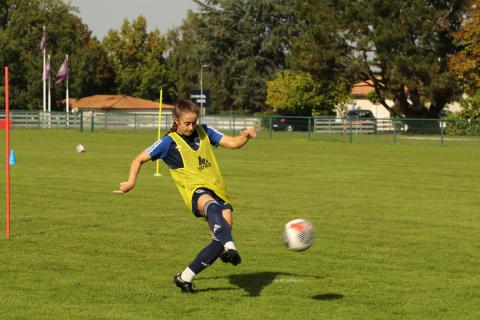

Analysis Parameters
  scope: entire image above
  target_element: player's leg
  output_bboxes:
[174,190,238,293]
[218,207,241,264]
[196,193,237,252]
[174,238,224,293]
[222,208,233,230]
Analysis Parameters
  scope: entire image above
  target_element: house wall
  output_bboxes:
[339,98,462,119]
[337,98,394,119]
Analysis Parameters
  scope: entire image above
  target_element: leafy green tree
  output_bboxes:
[450,0,480,95]
[67,17,116,99]
[294,0,470,118]
[164,11,205,104]
[289,1,352,83]
[192,0,298,113]
[102,16,174,102]
[267,71,348,115]
[345,0,468,117]
[0,0,114,109]
[447,0,480,124]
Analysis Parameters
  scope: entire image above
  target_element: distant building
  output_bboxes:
[344,80,393,119]
[70,95,175,114]
[343,81,461,118]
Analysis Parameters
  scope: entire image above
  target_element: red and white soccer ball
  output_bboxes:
[283,219,315,251]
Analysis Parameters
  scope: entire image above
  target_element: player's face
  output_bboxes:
[176,111,198,136]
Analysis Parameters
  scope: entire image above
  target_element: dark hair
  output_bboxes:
[165,100,200,135]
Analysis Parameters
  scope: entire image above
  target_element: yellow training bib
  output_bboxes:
[169,126,230,211]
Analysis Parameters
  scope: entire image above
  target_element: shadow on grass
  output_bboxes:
[229,272,281,296]
[312,293,344,301]
[197,272,325,296]
[229,272,325,297]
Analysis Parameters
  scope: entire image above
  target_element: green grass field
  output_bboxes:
[0,129,479,319]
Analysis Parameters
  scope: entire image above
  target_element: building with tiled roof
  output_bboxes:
[346,80,460,118]
[351,80,375,96]
[343,81,392,118]
[70,95,174,113]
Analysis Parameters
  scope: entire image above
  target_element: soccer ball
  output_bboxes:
[75,144,86,153]
[283,219,315,251]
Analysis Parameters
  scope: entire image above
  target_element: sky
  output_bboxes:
[67,0,199,39]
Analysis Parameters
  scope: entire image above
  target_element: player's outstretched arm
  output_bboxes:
[219,127,257,149]
[113,150,151,194]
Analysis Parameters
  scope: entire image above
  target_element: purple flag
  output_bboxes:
[55,56,68,84]
[40,28,46,54]
[43,55,51,81]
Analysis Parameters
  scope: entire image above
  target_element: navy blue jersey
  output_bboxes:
[146,124,223,169]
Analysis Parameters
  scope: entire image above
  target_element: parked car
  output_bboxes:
[347,109,375,119]
[271,116,312,131]
[345,109,377,133]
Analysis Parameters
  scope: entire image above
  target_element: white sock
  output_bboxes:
[181,267,196,283]
[224,241,237,251]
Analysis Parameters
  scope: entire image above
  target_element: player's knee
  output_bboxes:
[196,194,215,216]
[204,200,222,221]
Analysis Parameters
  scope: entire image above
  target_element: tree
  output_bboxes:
[289,1,352,83]
[266,71,348,115]
[449,0,480,95]
[0,0,114,109]
[164,11,205,104]
[102,16,175,102]
[192,0,298,113]
[294,0,470,118]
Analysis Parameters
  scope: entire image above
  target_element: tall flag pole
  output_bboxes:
[46,54,51,128]
[5,67,11,238]
[66,54,69,114]
[154,89,163,177]
[40,26,46,112]
[45,54,51,112]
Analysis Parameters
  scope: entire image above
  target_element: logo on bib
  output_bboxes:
[198,156,212,170]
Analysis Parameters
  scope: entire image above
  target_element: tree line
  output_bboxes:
[0,0,478,118]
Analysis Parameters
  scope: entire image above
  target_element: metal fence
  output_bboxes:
[1,111,480,145]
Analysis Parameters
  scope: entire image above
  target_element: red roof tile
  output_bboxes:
[351,81,374,96]
[70,95,174,110]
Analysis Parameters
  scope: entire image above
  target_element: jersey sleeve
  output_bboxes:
[145,135,173,161]
[202,124,223,147]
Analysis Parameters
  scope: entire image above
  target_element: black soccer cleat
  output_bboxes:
[173,273,195,293]
[220,249,241,266]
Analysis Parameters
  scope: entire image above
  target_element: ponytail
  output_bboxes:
[165,122,178,136]
[164,99,199,136]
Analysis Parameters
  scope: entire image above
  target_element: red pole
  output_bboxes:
[5,67,10,238]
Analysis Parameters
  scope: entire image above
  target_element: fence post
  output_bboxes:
[269,116,273,140]
[308,116,312,140]
[105,112,108,131]
[80,110,83,132]
[393,116,397,144]
[134,114,138,133]
[440,118,445,145]
[232,115,236,135]
[349,118,353,143]
[91,111,95,132]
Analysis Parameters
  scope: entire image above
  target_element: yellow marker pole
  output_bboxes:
[154,89,163,176]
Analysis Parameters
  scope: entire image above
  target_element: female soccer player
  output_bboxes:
[114,100,256,293]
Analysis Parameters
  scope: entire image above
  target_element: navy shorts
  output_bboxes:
[191,188,233,218]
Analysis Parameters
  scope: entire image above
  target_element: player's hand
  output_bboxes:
[241,127,257,139]
[113,181,134,194]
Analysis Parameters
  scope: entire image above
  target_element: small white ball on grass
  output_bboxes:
[76,144,86,153]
